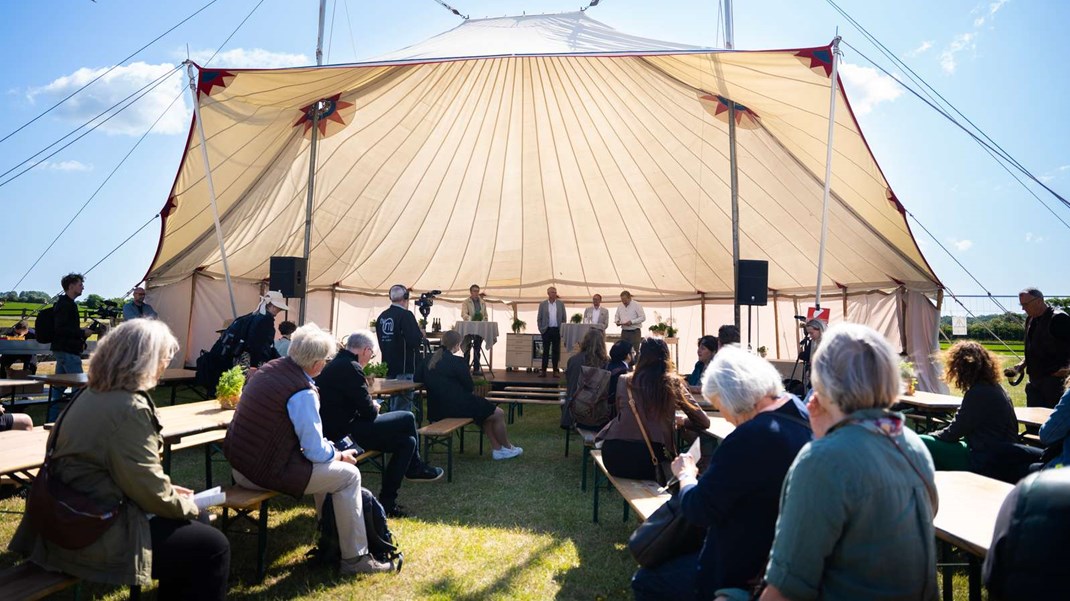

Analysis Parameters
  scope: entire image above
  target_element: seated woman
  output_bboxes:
[596,337,709,480]
[564,328,611,430]
[1038,378,1070,469]
[606,340,633,418]
[919,341,1021,477]
[224,323,394,576]
[423,330,522,460]
[686,335,718,394]
[632,346,812,601]
[761,324,938,601]
[10,319,230,599]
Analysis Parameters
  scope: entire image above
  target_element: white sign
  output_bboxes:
[952,315,967,336]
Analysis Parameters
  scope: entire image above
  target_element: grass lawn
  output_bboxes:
[0,387,1004,600]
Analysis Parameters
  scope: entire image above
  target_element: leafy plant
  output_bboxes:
[369,319,377,330]
[647,311,675,337]
[757,345,768,357]
[511,317,526,334]
[363,362,389,378]
[216,366,245,410]
[648,323,668,335]
[570,313,583,324]
[418,318,428,330]
[666,326,678,338]
[471,311,484,322]
[899,360,916,380]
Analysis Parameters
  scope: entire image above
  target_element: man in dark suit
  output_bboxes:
[537,286,566,377]
[316,330,442,517]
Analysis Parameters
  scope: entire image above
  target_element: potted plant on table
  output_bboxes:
[363,361,389,385]
[757,345,768,358]
[418,317,428,332]
[216,366,245,410]
[570,313,583,324]
[471,311,484,322]
[368,319,377,332]
[900,359,917,395]
[511,317,527,334]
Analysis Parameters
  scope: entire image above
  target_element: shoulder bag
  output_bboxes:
[26,390,125,550]
[627,387,673,487]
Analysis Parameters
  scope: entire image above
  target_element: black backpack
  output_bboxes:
[34,306,55,344]
[306,488,403,570]
[195,313,256,394]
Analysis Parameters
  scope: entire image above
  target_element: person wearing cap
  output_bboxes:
[247,291,288,368]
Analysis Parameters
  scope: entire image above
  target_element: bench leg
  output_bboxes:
[581,445,589,491]
[564,427,570,457]
[204,444,213,489]
[458,427,466,454]
[129,585,141,600]
[968,555,981,601]
[592,466,601,523]
[256,500,270,583]
[446,436,454,483]
[940,540,953,601]
[162,444,173,475]
[622,498,629,523]
[478,426,483,456]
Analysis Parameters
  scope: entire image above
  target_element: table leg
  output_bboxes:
[940,540,953,601]
[968,555,981,601]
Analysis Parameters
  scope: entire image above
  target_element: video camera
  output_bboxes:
[92,300,122,321]
[414,290,441,319]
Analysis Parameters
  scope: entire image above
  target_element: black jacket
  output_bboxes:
[423,352,477,422]
[315,349,379,442]
[246,313,280,367]
[51,294,85,354]
[376,305,423,378]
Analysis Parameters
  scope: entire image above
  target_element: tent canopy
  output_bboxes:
[146,11,940,302]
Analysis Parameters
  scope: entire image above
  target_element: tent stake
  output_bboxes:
[186,62,238,320]
[814,36,842,311]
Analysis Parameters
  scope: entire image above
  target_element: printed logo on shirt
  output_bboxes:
[380,317,395,339]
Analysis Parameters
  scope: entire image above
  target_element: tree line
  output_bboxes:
[939,298,1070,341]
[0,291,126,309]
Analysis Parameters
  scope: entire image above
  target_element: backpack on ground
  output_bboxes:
[33,306,55,344]
[306,489,403,571]
[569,365,612,430]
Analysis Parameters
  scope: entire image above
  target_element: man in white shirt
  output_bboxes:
[615,290,646,353]
[461,284,487,374]
[583,294,609,330]
[536,286,566,377]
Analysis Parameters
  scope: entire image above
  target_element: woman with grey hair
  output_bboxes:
[10,319,231,599]
[632,346,811,601]
[760,323,938,601]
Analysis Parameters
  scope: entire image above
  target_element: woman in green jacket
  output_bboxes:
[10,319,230,600]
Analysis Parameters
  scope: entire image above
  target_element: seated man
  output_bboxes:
[0,320,38,378]
[317,331,443,517]
[223,323,394,576]
[0,404,33,432]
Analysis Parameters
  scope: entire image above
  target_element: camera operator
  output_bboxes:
[49,273,94,421]
[376,285,426,412]
[123,286,158,321]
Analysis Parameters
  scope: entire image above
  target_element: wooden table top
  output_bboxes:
[0,379,45,395]
[898,391,963,410]
[1014,406,1053,428]
[159,368,198,383]
[368,379,422,396]
[155,400,233,440]
[704,416,736,440]
[0,428,50,476]
[933,471,1013,557]
[29,373,88,387]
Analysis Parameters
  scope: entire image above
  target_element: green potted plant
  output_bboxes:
[570,313,583,324]
[368,319,377,331]
[418,317,428,331]
[472,377,491,398]
[511,317,526,334]
[648,323,667,336]
[757,345,768,358]
[363,361,389,385]
[216,366,245,410]
[899,360,917,395]
[471,311,484,322]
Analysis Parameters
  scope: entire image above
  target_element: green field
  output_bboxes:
[939,339,1024,355]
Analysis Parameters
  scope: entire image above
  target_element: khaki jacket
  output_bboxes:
[9,389,198,586]
[461,297,488,321]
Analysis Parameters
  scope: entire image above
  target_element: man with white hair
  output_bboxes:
[317,330,443,517]
[376,285,425,412]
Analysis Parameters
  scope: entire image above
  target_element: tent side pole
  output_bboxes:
[184,273,200,367]
[186,62,238,320]
[814,36,842,310]
[700,293,706,336]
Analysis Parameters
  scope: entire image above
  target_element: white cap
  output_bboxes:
[265,290,289,311]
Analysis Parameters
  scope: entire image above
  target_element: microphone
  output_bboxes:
[794,315,806,321]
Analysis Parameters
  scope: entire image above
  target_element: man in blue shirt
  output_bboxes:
[122,287,159,321]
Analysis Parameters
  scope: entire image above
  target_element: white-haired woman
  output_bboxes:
[10,320,231,599]
[632,346,812,601]
[224,323,394,576]
[761,324,938,601]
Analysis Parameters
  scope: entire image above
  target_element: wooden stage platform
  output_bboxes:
[480,369,564,389]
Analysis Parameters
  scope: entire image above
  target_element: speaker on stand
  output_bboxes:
[736,260,768,353]
[269,257,306,319]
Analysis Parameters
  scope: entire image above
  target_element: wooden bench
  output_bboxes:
[574,428,598,491]
[0,562,141,601]
[165,430,227,488]
[485,395,563,424]
[220,486,280,583]
[589,450,669,523]
[503,386,563,393]
[417,418,474,482]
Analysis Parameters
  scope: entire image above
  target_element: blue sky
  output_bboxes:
[0,0,1066,305]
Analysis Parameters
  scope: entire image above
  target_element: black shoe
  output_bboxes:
[384,503,410,518]
[405,464,444,483]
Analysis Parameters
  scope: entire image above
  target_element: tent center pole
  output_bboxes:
[814,36,842,311]
[298,0,328,324]
[185,62,238,320]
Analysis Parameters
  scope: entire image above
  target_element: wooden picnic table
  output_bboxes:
[933,471,1014,601]
[0,379,45,402]
[704,416,736,440]
[0,428,50,487]
[898,391,963,411]
[1013,406,1053,429]
[368,379,421,396]
[590,450,670,523]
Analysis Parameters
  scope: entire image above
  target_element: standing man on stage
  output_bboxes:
[122,287,158,321]
[537,286,566,377]
[461,284,487,375]
[377,285,424,412]
[1005,287,1070,408]
[583,294,609,330]
[615,290,646,353]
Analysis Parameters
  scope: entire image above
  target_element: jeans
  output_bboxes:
[632,550,698,601]
[387,373,415,413]
[348,411,421,506]
[48,351,83,421]
[150,517,231,601]
[235,461,370,559]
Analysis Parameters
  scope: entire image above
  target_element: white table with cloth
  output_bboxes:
[454,321,500,370]
[561,323,596,351]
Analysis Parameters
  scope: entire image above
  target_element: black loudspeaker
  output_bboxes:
[269,256,306,299]
[737,259,768,306]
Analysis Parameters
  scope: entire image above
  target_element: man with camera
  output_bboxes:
[49,273,94,420]
[122,286,158,320]
[376,285,426,412]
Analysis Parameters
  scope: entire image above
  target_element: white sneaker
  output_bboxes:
[508,446,523,457]
[492,446,521,460]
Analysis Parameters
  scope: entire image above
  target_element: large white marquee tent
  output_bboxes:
[143,12,945,389]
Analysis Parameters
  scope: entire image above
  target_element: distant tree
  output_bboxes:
[18,291,51,304]
[1,291,18,301]
[1049,297,1070,312]
[84,294,105,309]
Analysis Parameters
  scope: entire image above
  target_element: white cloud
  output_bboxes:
[1040,175,1055,183]
[905,40,934,57]
[989,0,1009,16]
[1059,165,1070,172]
[839,62,904,115]
[33,160,92,172]
[28,62,188,136]
[950,238,973,251]
[940,32,976,74]
[1025,232,1044,244]
[186,48,309,69]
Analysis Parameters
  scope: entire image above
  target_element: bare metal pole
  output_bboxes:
[814,37,842,310]
[724,0,734,49]
[725,0,741,328]
[186,61,238,319]
[299,0,328,324]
